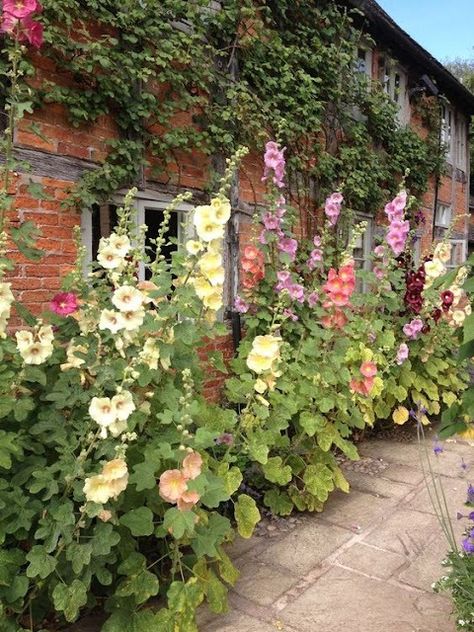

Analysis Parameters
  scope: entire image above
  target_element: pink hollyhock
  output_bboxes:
[1,12,43,47]
[275,270,292,291]
[3,0,41,18]
[373,266,384,280]
[22,15,42,47]
[374,245,385,257]
[234,295,249,313]
[313,235,321,247]
[182,451,202,481]
[283,308,298,321]
[262,211,282,232]
[307,248,322,270]
[307,291,319,307]
[50,292,78,316]
[177,490,200,512]
[277,236,297,261]
[159,469,188,503]
[360,361,377,378]
[287,283,304,303]
[262,141,286,189]
[321,308,348,330]
[350,376,374,396]
[403,318,423,340]
[324,192,344,226]
[396,342,409,365]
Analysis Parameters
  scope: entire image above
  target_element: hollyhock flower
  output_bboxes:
[247,334,281,373]
[15,330,33,352]
[287,283,305,303]
[18,340,53,364]
[434,242,452,264]
[202,291,223,311]
[97,245,124,270]
[403,318,423,340]
[101,458,129,498]
[324,192,344,226]
[373,266,384,280]
[159,469,188,503]
[108,233,131,257]
[89,397,117,437]
[277,236,298,260]
[350,378,374,396]
[99,309,126,334]
[60,342,87,371]
[111,391,135,421]
[262,141,286,188]
[215,432,234,446]
[3,0,41,18]
[83,475,114,505]
[262,212,282,231]
[234,295,249,313]
[177,490,200,512]
[307,291,319,307]
[360,361,377,378]
[50,292,78,316]
[112,285,144,312]
[307,248,322,270]
[275,270,292,291]
[374,245,385,257]
[396,343,409,365]
[386,219,410,256]
[21,15,43,48]
[182,451,203,481]
[441,290,454,307]
[194,205,225,242]
[122,308,145,331]
[313,235,321,247]
[283,308,298,321]
[0,282,14,312]
[209,197,231,225]
[186,239,203,255]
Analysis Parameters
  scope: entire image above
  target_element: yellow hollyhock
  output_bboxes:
[392,406,409,425]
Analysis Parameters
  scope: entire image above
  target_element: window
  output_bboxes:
[377,56,408,123]
[441,104,454,163]
[455,114,468,172]
[81,192,195,280]
[434,202,452,229]
[352,214,373,292]
[446,239,467,270]
[355,47,373,79]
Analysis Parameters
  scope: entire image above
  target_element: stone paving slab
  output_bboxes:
[200,436,471,632]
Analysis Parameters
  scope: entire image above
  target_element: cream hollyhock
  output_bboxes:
[424,259,445,284]
[19,340,54,365]
[108,233,131,257]
[185,240,204,255]
[0,312,9,338]
[111,391,135,421]
[192,277,215,300]
[199,251,222,274]
[139,338,160,370]
[99,309,126,334]
[112,285,144,312]
[210,197,231,224]
[15,330,34,352]
[60,342,87,371]
[88,397,117,438]
[122,309,145,331]
[83,475,114,504]
[204,267,225,287]
[101,458,129,498]
[452,310,467,327]
[203,291,223,311]
[0,282,14,312]
[207,239,223,254]
[252,335,281,359]
[38,324,54,345]
[97,245,124,270]
[433,242,451,264]
[193,205,225,242]
[246,352,274,373]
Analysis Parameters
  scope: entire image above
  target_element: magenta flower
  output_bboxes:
[287,283,305,303]
[324,192,344,226]
[396,342,409,365]
[262,141,286,189]
[22,14,43,47]
[3,0,41,18]
[277,237,297,260]
[234,295,249,314]
[283,308,298,321]
[50,292,78,316]
[275,271,292,291]
[262,212,282,231]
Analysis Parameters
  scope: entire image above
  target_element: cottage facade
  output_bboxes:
[3,1,474,397]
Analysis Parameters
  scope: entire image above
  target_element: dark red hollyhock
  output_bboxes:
[441,290,454,307]
[404,262,426,314]
[432,308,442,323]
[421,324,431,335]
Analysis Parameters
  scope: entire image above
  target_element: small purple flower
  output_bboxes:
[462,537,474,554]
[433,440,443,456]
[469,511,474,520]
[215,432,234,446]
[467,484,474,505]
[461,458,469,472]
[234,295,249,314]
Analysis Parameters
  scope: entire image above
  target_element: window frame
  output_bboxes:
[446,238,467,270]
[434,202,452,229]
[81,190,195,279]
[441,104,454,164]
[352,212,373,292]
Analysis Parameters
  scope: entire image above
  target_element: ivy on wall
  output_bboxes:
[5,0,442,219]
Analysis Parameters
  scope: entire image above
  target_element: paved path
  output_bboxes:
[200,433,473,632]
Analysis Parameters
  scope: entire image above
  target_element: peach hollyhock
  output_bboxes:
[360,361,377,378]
[159,469,188,503]
[182,451,203,481]
[177,490,201,512]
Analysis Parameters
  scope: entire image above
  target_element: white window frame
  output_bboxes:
[354,46,373,79]
[352,213,373,292]
[441,104,454,164]
[434,202,452,229]
[455,114,468,172]
[378,56,409,124]
[81,190,195,280]
[447,238,467,270]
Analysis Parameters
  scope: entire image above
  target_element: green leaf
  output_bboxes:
[66,542,92,575]
[248,440,269,464]
[102,610,163,632]
[299,411,325,436]
[262,456,292,485]
[235,494,260,539]
[263,489,294,516]
[91,523,120,556]
[163,507,196,539]
[26,545,57,579]
[200,473,230,508]
[303,464,335,502]
[463,312,474,344]
[192,513,231,557]
[52,579,88,622]
[217,548,239,586]
[206,572,229,614]
[116,569,159,605]
[120,507,154,536]
[223,466,242,496]
[129,453,161,491]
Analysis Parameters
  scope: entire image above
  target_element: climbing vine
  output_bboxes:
[4,0,442,218]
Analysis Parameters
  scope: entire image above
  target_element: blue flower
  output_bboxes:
[467,484,474,505]
[462,537,474,554]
